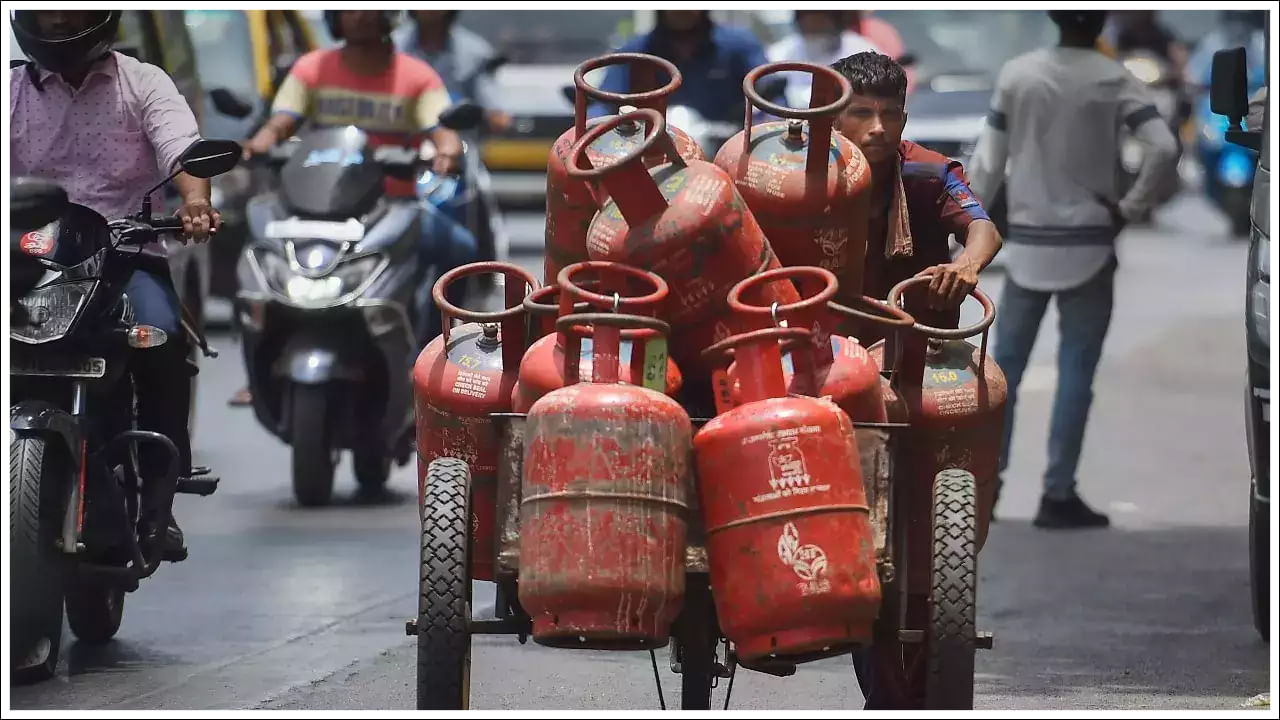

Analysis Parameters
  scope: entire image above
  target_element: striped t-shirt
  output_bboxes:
[273,48,451,196]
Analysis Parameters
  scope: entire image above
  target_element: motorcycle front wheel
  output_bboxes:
[10,434,69,684]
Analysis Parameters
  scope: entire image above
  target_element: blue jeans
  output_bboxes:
[994,257,1116,501]
[124,268,192,485]
[416,195,480,348]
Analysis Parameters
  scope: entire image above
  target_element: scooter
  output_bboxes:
[234,104,483,507]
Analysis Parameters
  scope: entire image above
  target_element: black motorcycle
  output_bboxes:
[9,139,242,683]
[235,104,482,507]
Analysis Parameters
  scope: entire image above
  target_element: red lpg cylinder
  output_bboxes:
[571,108,799,382]
[413,262,539,581]
[869,277,1007,553]
[695,326,880,663]
[545,53,705,285]
[513,262,682,412]
[519,312,693,649]
[713,63,872,301]
[725,267,915,424]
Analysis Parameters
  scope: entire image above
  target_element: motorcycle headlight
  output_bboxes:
[11,280,96,344]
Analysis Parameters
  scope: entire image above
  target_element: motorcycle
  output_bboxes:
[9,139,241,684]
[234,103,483,507]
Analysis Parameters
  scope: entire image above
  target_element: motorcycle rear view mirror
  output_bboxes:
[209,87,255,119]
[11,177,68,231]
[483,54,509,75]
[138,138,243,220]
[180,138,243,178]
[1210,47,1261,152]
[896,53,917,69]
[439,101,484,132]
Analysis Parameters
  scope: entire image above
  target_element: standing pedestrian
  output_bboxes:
[967,10,1179,528]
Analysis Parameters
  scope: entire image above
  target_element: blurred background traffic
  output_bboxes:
[10,8,1267,326]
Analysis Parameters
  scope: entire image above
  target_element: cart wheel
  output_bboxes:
[416,458,473,710]
[925,469,978,710]
[676,575,718,709]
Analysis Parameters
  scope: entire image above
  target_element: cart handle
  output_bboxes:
[555,312,672,389]
[433,261,540,371]
[572,53,682,137]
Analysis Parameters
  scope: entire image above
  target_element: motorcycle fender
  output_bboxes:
[273,334,365,385]
[10,400,81,463]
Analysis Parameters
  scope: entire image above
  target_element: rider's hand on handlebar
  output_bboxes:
[242,134,276,162]
[177,198,222,243]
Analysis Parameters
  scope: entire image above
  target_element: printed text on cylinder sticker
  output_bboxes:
[451,369,492,399]
[740,425,830,504]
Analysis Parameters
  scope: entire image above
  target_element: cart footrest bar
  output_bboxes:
[469,618,533,635]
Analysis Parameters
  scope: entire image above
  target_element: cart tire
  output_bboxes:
[1249,487,1269,641]
[677,575,718,709]
[416,458,472,710]
[925,469,978,710]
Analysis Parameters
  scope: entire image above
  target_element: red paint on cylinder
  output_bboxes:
[544,53,704,285]
[414,262,539,581]
[713,63,872,301]
[695,327,880,662]
[568,108,799,385]
[519,312,692,648]
[870,277,1007,561]
[514,262,682,412]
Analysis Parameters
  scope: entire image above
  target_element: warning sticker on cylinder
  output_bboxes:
[451,370,492,399]
[777,522,832,596]
[931,387,978,417]
[682,174,727,217]
[741,426,832,504]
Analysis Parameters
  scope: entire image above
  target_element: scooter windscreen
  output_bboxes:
[280,127,386,220]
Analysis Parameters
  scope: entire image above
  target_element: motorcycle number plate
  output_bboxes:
[265,217,365,242]
[10,355,106,378]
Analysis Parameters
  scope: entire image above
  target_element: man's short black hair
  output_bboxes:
[831,51,907,103]
[1049,10,1108,39]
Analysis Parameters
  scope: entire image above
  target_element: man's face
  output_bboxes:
[661,11,705,33]
[413,10,449,29]
[34,11,95,40]
[340,11,384,44]
[836,92,907,166]
[796,11,839,39]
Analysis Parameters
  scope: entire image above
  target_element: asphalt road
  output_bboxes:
[8,191,1271,711]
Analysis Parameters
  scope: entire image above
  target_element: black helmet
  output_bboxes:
[10,10,121,75]
[323,10,399,41]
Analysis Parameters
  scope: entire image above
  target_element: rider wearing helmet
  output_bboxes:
[10,10,222,559]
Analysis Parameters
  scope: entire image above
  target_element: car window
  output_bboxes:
[456,10,635,65]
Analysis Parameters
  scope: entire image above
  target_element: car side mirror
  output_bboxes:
[1211,47,1262,151]
[440,101,484,132]
[483,54,509,75]
[561,85,577,105]
[209,87,255,119]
